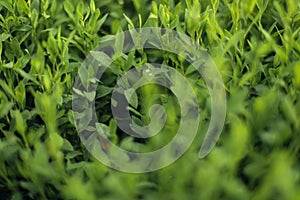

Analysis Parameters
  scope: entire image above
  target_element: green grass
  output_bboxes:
[0,0,300,199]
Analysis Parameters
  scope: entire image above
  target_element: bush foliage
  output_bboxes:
[0,0,300,199]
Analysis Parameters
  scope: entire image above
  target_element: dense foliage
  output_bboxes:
[0,0,300,199]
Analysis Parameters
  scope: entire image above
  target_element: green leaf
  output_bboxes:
[0,92,13,118]
[95,13,108,32]
[14,68,39,85]
[78,66,89,90]
[90,51,113,67]
[78,108,93,130]
[84,91,96,102]
[47,33,58,62]
[158,4,170,27]
[11,110,27,136]
[90,0,95,13]
[123,13,135,28]
[114,27,124,59]
[15,81,26,108]
[144,12,158,27]
[31,9,39,30]
[0,79,15,99]
[96,85,113,98]
[63,0,75,22]
[243,0,257,18]
[0,33,10,42]
[224,30,245,52]
[124,88,138,109]
[0,0,14,13]
[31,43,45,73]
[13,52,30,69]
[293,62,300,88]
[0,62,13,69]
[280,97,298,127]
[17,0,30,14]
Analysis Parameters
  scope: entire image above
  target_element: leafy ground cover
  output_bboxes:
[0,0,300,199]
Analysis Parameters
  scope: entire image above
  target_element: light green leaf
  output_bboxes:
[124,88,138,108]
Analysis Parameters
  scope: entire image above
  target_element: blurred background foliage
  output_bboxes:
[0,0,300,199]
